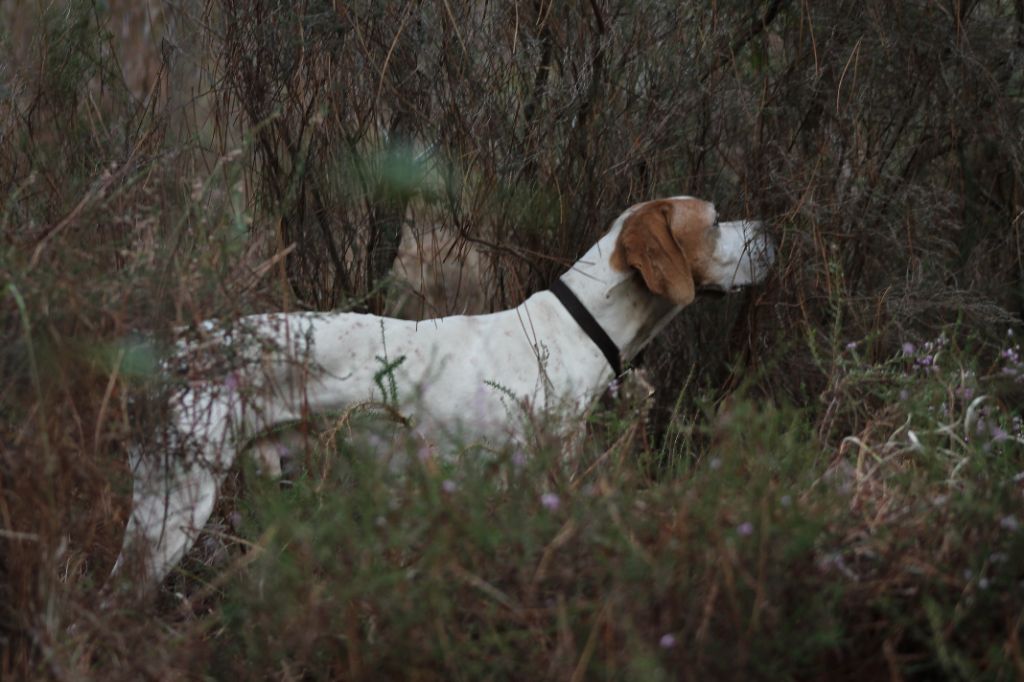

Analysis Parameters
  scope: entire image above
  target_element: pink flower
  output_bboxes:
[955,386,974,401]
[540,492,561,511]
[511,449,528,469]
[417,445,433,463]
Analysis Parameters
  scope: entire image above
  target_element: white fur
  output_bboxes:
[114,198,773,584]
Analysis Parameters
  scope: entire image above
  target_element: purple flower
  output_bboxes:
[659,633,677,649]
[1000,515,1020,532]
[417,445,433,463]
[736,521,754,536]
[540,492,561,511]
[845,341,858,351]
[608,377,622,399]
[956,386,974,401]
[901,342,916,356]
[442,479,457,493]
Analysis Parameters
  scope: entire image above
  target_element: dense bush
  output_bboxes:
[1,1,1022,679]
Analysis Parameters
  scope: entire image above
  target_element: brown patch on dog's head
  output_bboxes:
[610,198,718,306]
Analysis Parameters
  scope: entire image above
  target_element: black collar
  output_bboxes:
[549,278,623,377]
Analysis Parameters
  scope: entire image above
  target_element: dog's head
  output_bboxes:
[610,197,774,306]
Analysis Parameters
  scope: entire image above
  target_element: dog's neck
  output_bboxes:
[556,214,682,363]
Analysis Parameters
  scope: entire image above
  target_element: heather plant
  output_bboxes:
[2,0,1024,679]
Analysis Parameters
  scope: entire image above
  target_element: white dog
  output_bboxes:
[115,197,774,584]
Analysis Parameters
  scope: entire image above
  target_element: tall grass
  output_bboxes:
[1,1,1023,679]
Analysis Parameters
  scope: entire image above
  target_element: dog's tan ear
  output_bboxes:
[610,202,695,306]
